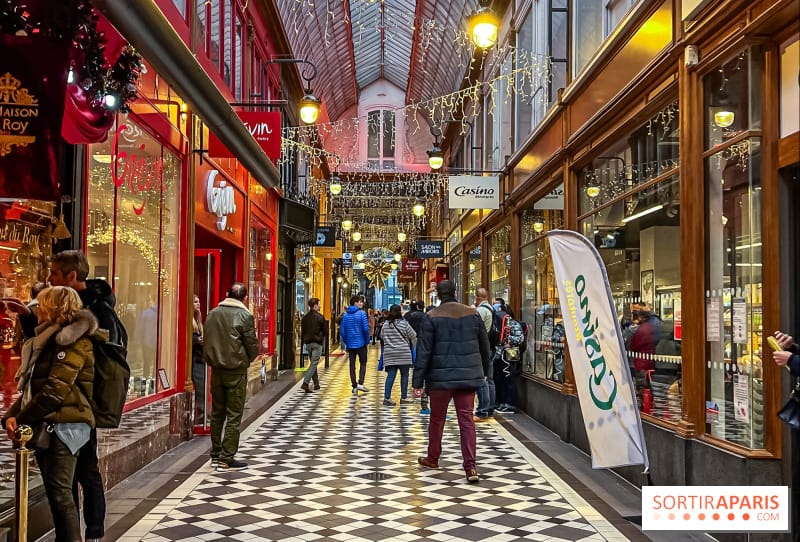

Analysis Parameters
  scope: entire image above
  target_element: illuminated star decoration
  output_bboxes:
[363,259,392,290]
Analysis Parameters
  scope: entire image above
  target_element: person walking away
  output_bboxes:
[340,295,370,393]
[379,304,417,406]
[191,294,206,423]
[4,286,102,542]
[404,301,430,413]
[48,250,126,542]
[474,288,497,420]
[300,298,327,392]
[368,310,376,346]
[413,280,491,483]
[204,283,259,471]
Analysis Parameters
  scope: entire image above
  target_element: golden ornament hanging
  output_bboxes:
[52,214,72,240]
[363,259,392,290]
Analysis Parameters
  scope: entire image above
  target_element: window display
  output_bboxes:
[520,189,564,382]
[703,47,764,450]
[489,224,511,302]
[249,225,273,355]
[466,242,482,296]
[87,118,182,401]
[578,100,681,422]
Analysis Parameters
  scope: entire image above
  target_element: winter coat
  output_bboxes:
[379,319,417,367]
[203,298,259,373]
[412,299,491,391]
[78,279,125,346]
[2,310,100,429]
[301,310,327,344]
[629,318,662,371]
[403,309,425,335]
[340,305,370,349]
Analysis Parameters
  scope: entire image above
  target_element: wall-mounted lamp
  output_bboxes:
[532,217,544,233]
[586,185,601,198]
[267,57,321,124]
[428,125,444,170]
[467,1,500,49]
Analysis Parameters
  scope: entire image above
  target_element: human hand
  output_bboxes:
[413,388,423,398]
[773,350,792,367]
[775,331,794,350]
[5,417,17,442]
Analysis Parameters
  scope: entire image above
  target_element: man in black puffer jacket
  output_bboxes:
[412,280,491,484]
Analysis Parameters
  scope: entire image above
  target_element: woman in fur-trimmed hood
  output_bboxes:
[2,286,103,542]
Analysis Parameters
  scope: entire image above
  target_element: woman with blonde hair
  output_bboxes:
[2,286,101,541]
[191,294,207,422]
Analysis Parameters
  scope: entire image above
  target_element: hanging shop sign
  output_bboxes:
[313,240,342,259]
[314,226,336,247]
[397,272,417,283]
[534,183,565,210]
[206,170,237,230]
[448,175,499,209]
[208,111,281,163]
[401,258,423,272]
[548,229,648,470]
[416,240,445,259]
[0,36,69,200]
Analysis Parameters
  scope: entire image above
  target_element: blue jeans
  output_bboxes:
[384,365,410,399]
[303,342,323,385]
[476,355,495,417]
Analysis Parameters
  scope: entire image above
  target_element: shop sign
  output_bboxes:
[315,226,336,247]
[416,240,444,259]
[435,265,449,284]
[0,220,42,247]
[208,111,281,163]
[111,123,164,215]
[313,240,342,259]
[448,175,499,209]
[397,272,417,283]
[0,73,37,156]
[205,170,237,230]
[401,258,423,272]
[534,183,565,210]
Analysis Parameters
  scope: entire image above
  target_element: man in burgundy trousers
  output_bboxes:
[412,280,492,483]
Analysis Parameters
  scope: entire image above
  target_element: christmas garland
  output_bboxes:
[0,0,142,113]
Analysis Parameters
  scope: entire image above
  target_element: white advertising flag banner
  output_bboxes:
[548,229,649,469]
[448,175,500,209]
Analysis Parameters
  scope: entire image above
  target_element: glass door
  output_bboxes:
[193,249,221,434]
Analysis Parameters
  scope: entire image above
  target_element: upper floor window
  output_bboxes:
[573,0,638,76]
[194,0,244,98]
[173,0,187,18]
[367,110,395,170]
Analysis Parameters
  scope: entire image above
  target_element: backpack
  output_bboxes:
[500,315,527,362]
[477,304,502,348]
[89,299,131,428]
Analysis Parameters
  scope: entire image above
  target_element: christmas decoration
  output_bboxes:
[363,258,393,290]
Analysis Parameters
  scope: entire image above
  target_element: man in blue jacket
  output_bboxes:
[340,295,370,394]
[413,280,491,483]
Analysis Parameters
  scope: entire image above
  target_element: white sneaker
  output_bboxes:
[357,384,369,392]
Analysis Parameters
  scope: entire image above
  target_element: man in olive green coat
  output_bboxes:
[203,283,259,471]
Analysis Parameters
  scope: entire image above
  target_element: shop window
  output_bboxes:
[367,110,395,170]
[703,48,764,450]
[234,14,243,101]
[449,252,463,303]
[520,185,564,381]
[87,119,182,401]
[573,0,640,76]
[249,226,273,355]
[489,225,511,302]
[578,101,681,423]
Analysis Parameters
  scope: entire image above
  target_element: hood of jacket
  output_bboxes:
[346,305,361,315]
[218,297,250,311]
[79,279,116,309]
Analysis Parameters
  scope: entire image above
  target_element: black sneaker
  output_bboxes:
[216,459,248,471]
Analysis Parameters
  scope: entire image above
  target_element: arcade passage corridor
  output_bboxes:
[117,351,630,542]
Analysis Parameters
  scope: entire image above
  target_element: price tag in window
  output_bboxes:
[732,298,747,344]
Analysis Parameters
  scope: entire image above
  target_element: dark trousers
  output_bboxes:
[210,370,247,462]
[384,365,410,399]
[348,346,368,388]
[191,361,207,423]
[493,351,507,406]
[72,429,105,539]
[426,389,477,471]
[476,355,495,416]
[793,428,800,541]
[39,437,82,542]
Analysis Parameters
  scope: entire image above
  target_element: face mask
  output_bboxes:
[493,303,501,311]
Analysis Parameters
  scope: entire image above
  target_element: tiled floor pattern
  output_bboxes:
[122,348,630,542]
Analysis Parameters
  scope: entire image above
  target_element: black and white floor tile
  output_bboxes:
[121,348,629,541]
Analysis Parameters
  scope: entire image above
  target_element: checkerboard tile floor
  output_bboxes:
[126,349,629,541]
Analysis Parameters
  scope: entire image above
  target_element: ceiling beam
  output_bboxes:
[342,0,360,102]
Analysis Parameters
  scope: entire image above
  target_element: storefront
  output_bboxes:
[454,0,798,499]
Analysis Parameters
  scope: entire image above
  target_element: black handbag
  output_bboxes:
[778,380,800,431]
[29,423,54,450]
